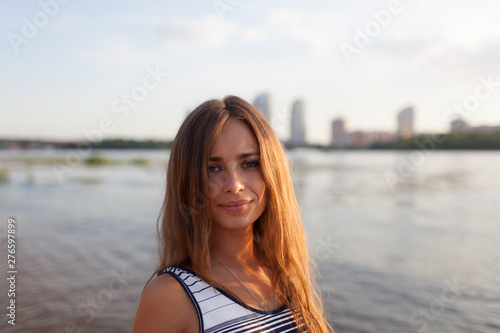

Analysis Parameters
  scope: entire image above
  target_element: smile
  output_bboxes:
[219,200,253,213]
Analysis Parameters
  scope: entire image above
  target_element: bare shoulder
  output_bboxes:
[133,273,199,333]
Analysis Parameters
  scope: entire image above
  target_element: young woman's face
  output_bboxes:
[207,119,267,231]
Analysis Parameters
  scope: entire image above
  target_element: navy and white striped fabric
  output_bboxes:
[160,266,305,333]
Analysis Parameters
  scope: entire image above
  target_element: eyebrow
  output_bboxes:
[209,152,260,162]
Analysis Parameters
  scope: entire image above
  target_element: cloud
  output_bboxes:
[267,8,335,57]
[367,27,500,77]
[268,8,304,26]
[292,29,333,57]
[80,40,156,66]
[158,14,236,47]
[240,27,269,43]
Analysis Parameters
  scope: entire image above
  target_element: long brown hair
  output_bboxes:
[153,95,332,332]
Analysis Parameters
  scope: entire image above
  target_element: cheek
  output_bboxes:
[207,173,230,197]
[207,181,219,199]
[255,184,267,216]
[259,187,267,206]
[258,183,266,199]
[251,174,266,200]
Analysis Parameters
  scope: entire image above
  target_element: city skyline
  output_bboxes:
[290,100,306,145]
[253,93,271,121]
[397,107,415,139]
[2,100,499,149]
[2,89,499,147]
[1,1,499,144]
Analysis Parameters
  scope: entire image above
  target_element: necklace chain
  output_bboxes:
[211,254,276,312]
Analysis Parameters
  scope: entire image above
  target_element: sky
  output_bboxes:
[1,0,499,144]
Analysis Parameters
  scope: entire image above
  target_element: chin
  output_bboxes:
[213,216,256,230]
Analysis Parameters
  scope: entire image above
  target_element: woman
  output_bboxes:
[133,96,332,332]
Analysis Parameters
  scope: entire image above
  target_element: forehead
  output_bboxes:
[210,119,259,156]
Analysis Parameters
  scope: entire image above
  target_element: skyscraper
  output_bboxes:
[397,107,415,139]
[290,100,306,146]
[331,118,349,148]
[253,93,271,120]
[450,118,469,132]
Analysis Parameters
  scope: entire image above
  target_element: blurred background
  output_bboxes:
[1,0,499,332]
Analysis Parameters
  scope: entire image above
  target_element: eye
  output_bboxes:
[208,164,221,173]
[243,160,260,168]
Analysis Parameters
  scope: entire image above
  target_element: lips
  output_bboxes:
[218,200,253,213]
[219,200,252,207]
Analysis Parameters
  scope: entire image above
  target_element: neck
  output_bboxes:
[209,224,257,269]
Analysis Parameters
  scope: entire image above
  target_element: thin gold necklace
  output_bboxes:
[211,254,277,311]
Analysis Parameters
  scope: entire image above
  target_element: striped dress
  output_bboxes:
[160,266,305,333]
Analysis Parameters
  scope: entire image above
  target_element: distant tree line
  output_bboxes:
[0,138,174,149]
[2,131,500,150]
[370,131,500,150]
[285,131,500,150]
[91,139,173,149]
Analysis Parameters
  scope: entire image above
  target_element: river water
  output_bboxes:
[0,149,499,332]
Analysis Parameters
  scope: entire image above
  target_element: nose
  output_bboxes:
[223,170,244,194]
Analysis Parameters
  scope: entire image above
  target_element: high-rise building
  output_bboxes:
[253,93,271,120]
[331,118,349,148]
[450,118,500,133]
[290,100,306,146]
[397,107,415,139]
[450,118,469,132]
